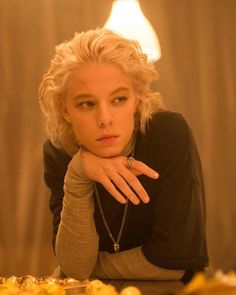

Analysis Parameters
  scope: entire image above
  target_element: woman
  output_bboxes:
[39,28,208,282]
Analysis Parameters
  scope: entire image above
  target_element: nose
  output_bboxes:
[96,103,112,128]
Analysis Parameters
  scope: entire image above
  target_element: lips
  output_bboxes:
[96,134,119,142]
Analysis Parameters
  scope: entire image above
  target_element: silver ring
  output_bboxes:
[127,156,135,169]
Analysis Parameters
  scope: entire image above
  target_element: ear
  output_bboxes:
[60,100,72,123]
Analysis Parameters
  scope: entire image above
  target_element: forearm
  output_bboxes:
[92,247,184,280]
[55,151,99,280]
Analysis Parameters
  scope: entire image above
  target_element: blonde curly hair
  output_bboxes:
[39,28,164,155]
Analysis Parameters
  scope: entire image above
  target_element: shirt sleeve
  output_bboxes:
[92,246,184,280]
[43,140,71,250]
[142,112,208,270]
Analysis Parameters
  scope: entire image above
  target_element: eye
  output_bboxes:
[76,100,96,109]
[112,96,128,105]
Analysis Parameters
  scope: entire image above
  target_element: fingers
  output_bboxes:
[101,177,128,204]
[127,158,159,179]
[117,171,150,204]
[81,152,159,205]
[102,166,152,205]
[101,174,141,205]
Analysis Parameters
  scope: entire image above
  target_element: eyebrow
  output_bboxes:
[110,86,130,95]
[72,87,130,101]
[73,93,93,100]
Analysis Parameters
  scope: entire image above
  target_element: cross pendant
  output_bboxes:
[113,243,120,252]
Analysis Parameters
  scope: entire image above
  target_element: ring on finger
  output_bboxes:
[127,156,135,169]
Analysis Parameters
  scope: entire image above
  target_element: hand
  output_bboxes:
[80,151,159,205]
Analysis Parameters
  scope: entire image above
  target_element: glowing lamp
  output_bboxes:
[104,0,161,61]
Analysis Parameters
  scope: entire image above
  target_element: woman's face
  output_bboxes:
[61,63,139,158]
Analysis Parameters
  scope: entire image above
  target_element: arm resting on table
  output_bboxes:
[92,247,184,280]
[55,151,99,280]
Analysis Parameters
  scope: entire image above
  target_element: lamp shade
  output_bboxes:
[103,0,161,61]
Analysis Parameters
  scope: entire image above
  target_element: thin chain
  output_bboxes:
[94,140,135,252]
[94,184,128,252]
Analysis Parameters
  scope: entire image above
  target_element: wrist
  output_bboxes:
[64,149,94,197]
[68,148,90,181]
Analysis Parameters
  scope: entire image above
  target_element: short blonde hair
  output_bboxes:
[39,28,164,155]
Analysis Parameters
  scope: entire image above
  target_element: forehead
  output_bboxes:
[66,63,133,96]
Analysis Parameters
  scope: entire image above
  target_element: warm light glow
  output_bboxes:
[103,0,161,61]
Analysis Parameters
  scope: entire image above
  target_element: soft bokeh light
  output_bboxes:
[104,0,161,62]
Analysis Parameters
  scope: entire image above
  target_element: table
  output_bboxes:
[65,279,184,295]
[104,280,184,295]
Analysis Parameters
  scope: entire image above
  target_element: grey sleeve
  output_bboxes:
[92,247,184,280]
[55,150,99,280]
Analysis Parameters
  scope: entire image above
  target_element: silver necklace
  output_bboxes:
[94,184,128,252]
[94,139,135,252]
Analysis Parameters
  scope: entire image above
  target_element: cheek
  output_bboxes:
[71,117,95,143]
[72,126,89,146]
[69,117,84,139]
[121,111,135,133]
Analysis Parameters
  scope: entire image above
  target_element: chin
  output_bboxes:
[96,147,123,158]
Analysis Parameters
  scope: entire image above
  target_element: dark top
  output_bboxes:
[43,111,209,278]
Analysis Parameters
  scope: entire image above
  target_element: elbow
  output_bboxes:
[55,244,99,280]
[59,265,92,280]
